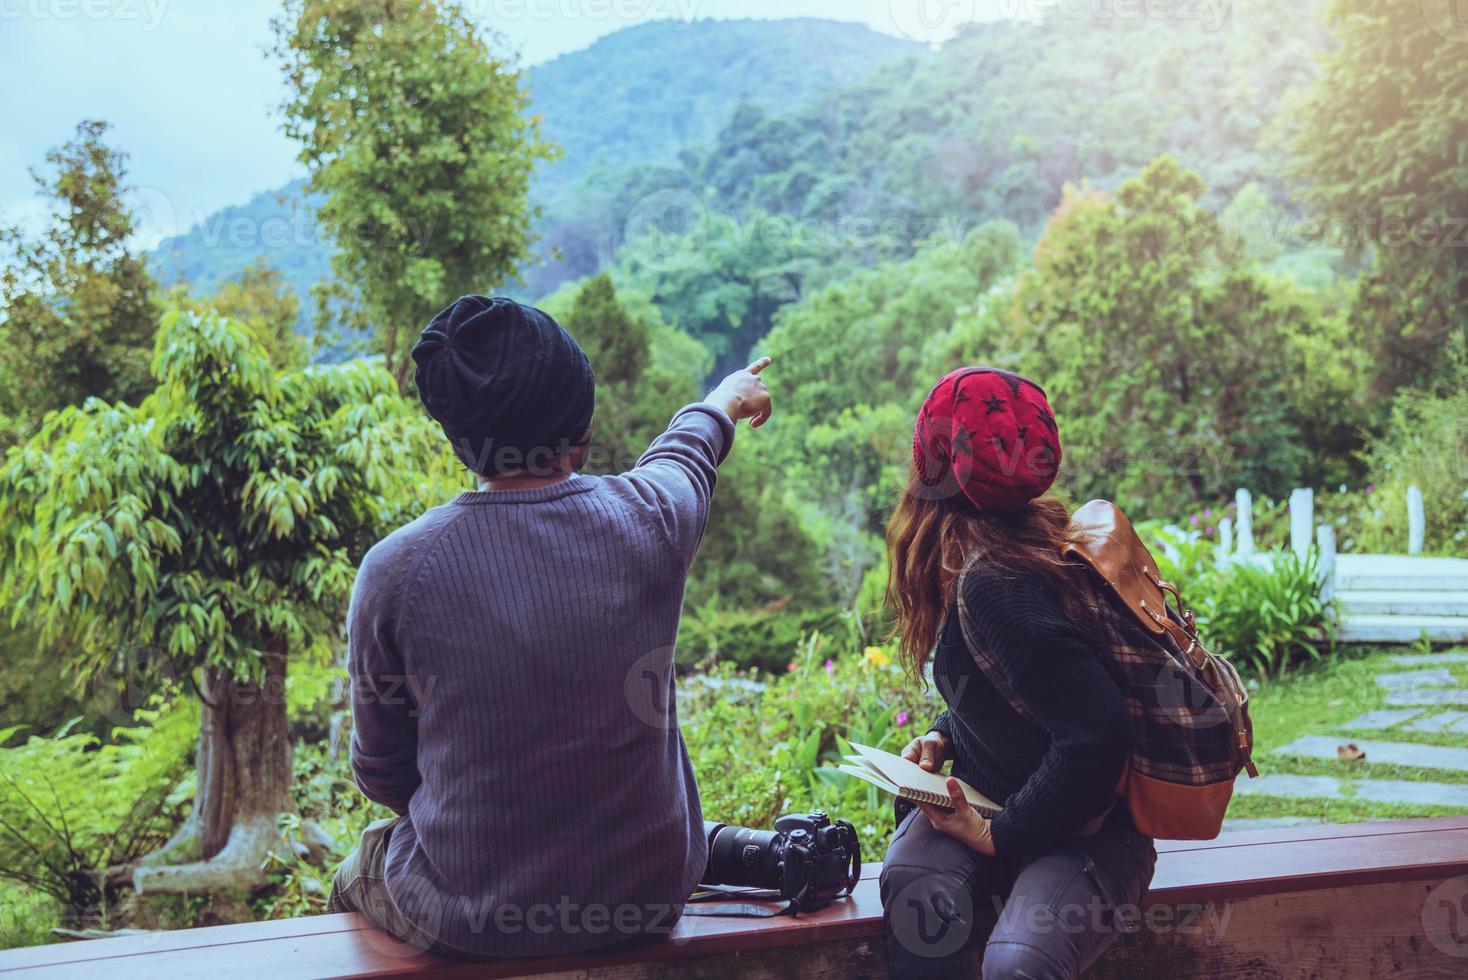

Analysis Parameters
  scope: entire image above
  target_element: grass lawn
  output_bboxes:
[1229,644,1468,823]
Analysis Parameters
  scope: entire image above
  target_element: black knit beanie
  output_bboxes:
[412,295,595,476]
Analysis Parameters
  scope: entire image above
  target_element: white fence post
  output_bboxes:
[1407,484,1425,555]
[1235,488,1254,558]
[1217,517,1234,567]
[1317,524,1337,606]
[1289,487,1314,558]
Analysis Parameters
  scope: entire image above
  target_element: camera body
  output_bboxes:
[702,811,861,913]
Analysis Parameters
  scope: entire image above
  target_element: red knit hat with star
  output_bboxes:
[913,368,1062,512]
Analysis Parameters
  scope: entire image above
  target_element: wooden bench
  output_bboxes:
[2,817,1465,979]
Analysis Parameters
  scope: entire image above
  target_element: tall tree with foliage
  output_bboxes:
[272,0,557,389]
[538,274,827,610]
[760,223,1024,600]
[994,156,1364,514]
[549,273,709,471]
[205,260,307,369]
[616,208,839,374]
[1285,0,1467,397]
[0,120,158,440]
[0,307,454,893]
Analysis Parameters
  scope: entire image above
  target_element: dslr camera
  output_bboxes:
[701,811,861,913]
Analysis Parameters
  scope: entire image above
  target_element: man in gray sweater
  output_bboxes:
[327,295,772,958]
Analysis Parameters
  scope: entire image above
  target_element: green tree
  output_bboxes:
[1285,0,1467,398]
[993,157,1363,514]
[273,0,557,389]
[538,274,828,609]
[0,120,158,439]
[765,222,1022,423]
[616,208,834,373]
[539,273,707,472]
[0,307,454,893]
[205,260,307,369]
[759,223,1023,599]
[684,445,832,611]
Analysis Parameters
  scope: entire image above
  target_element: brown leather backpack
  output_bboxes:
[959,500,1258,841]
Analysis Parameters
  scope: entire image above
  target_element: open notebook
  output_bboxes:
[840,741,1002,818]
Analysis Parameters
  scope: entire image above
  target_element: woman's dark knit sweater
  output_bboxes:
[928,568,1132,859]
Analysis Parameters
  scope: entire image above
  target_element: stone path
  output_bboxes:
[1405,710,1468,735]
[1373,667,1456,689]
[1235,648,1468,826]
[1335,555,1468,643]
[1273,735,1468,772]
[1387,651,1468,666]
[1385,687,1468,706]
[1235,774,1468,808]
[1342,708,1422,730]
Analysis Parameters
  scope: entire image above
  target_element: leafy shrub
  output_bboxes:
[678,604,855,673]
[0,880,61,949]
[1139,523,1332,678]
[0,699,195,927]
[682,636,943,852]
[1352,387,1468,556]
[1190,551,1332,679]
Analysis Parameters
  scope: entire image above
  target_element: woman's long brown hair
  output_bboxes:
[885,467,1099,680]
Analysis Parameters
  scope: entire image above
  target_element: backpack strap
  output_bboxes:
[1064,500,1210,668]
[955,568,1036,723]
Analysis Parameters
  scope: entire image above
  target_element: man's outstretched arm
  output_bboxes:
[620,358,773,565]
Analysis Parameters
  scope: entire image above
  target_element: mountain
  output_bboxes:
[608,1,1330,249]
[149,179,327,328]
[147,18,924,325]
[150,6,1334,357]
[527,19,924,212]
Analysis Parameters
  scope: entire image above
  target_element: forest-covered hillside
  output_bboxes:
[148,18,922,318]
[152,5,1330,347]
[526,18,923,211]
[3,1,1464,945]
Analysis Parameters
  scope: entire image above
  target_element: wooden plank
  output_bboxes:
[1155,814,1468,851]
[1148,827,1468,902]
[0,916,375,971]
[0,883,891,980]
[3,819,1465,979]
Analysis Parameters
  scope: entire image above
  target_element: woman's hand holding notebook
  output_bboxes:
[838,741,1002,818]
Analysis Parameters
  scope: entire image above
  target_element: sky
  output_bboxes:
[0,0,1016,247]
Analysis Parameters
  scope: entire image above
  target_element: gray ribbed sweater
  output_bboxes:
[346,404,735,958]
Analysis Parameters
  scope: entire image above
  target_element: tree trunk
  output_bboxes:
[133,642,295,894]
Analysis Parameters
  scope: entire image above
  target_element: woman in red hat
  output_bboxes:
[879,368,1156,979]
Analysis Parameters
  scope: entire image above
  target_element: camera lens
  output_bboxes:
[703,822,784,887]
